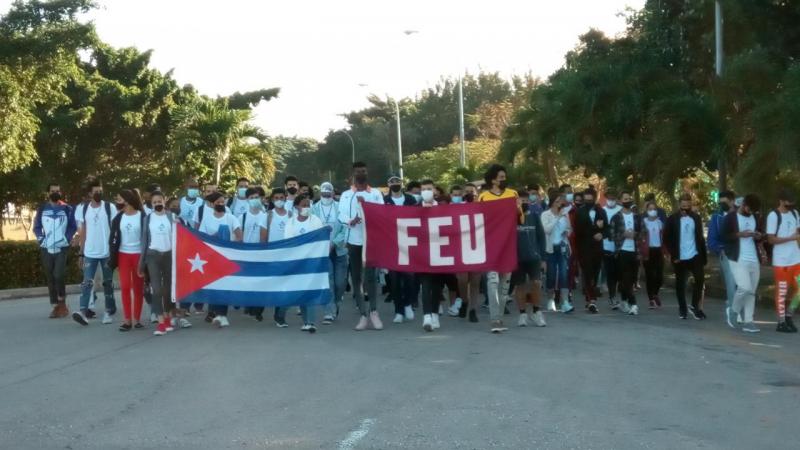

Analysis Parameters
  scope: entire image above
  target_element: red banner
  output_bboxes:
[362,198,518,273]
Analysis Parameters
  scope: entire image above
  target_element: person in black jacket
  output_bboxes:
[513,201,548,327]
[574,189,608,313]
[610,191,642,315]
[664,193,708,320]
[384,175,418,324]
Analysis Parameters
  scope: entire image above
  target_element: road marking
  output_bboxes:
[338,418,375,450]
[749,342,782,349]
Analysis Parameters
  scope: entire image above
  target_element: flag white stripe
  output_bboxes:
[207,240,329,263]
[203,273,330,292]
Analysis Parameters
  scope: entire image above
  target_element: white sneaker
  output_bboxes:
[393,313,404,324]
[532,311,547,327]
[179,318,192,328]
[150,313,158,324]
[620,301,631,314]
[431,313,440,330]
[546,299,557,312]
[438,304,444,315]
[610,298,620,310]
[423,314,433,332]
[101,312,113,324]
[212,315,230,328]
[301,324,312,332]
[737,313,744,324]
[560,301,574,314]
[404,305,415,321]
[448,298,463,316]
[518,313,528,327]
[629,305,639,316]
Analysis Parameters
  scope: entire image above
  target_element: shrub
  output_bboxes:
[0,241,82,289]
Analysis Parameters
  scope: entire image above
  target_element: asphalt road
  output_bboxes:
[0,289,798,450]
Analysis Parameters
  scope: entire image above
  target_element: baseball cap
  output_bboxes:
[387,175,402,184]
[320,182,334,193]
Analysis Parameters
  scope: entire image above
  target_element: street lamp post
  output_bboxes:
[391,98,404,181]
[458,76,466,167]
[715,0,726,191]
[337,129,355,163]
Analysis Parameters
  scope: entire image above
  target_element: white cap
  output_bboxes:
[320,182,334,193]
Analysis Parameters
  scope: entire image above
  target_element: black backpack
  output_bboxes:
[81,200,112,227]
[765,208,799,263]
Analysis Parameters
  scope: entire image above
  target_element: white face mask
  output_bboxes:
[273,200,285,209]
[421,190,434,202]
[647,210,658,218]
[607,200,617,208]
[320,197,333,206]
[299,207,310,217]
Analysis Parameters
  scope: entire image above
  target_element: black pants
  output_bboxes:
[420,274,443,315]
[643,248,664,299]
[579,250,602,301]
[617,251,638,305]
[674,256,704,313]
[40,248,67,304]
[348,244,378,315]
[603,251,620,299]
[389,271,415,314]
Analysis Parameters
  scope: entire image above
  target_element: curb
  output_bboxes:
[0,284,82,301]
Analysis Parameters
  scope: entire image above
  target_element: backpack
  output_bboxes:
[81,200,112,227]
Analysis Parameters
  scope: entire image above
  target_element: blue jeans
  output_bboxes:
[545,245,569,291]
[324,253,348,317]
[719,252,737,309]
[79,257,116,313]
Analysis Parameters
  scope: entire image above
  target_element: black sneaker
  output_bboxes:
[458,302,468,318]
[205,312,215,323]
[503,306,510,315]
[119,323,132,332]
[275,320,289,328]
[85,309,97,319]
[254,313,264,322]
[777,321,794,333]
[468,309,479,323]
[588,303,598,314]
[785,317,798,333]
[688,306,704,320]
[72,311,89,326]
[133,322,144,329]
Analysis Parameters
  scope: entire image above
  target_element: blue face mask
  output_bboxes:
[529,194,539,203]
[187,188,199,199]
[565,193,574,203]
[238,187,248,198]
[248,198,262,209]
[412,194,422,203]
[451,196,463,204]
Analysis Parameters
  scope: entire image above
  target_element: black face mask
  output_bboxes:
[584,200,595,208]
[681,207,692,215]
[116,202,125,211]
[169,207,180,215]
[390,184,401,193]
[464,193,475,203]
[49,192,62,202]
[154,204,164,212]
[214,204,226,213]
[622,201,634,209]
[287,187,298,195]
[521,203,530,213]
[354,174,367,184]
[498,181,507,190]
[92,192,102,203]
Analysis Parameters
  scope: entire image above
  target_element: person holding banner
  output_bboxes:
[285,194,325,333]
[137,192,177,336]
[418,180,444,331]
[513,195,548,327]
[240,187,268,321]
[312,182,348,324]
[478,164,521,333]
[541,190,574,315]
[339,162,385,331]
[267,188,294,328]
[384,175,417,324]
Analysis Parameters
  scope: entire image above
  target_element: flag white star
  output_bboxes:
[187,253,207,274]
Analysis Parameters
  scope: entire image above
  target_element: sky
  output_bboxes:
[3,0,645,140]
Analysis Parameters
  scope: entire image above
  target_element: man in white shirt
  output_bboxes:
[664,193,708,320]
[228,177,251,217]
[74,179,118,325]
[179,178,202,229]
[722,194,763,333]
[312,182,349,324]
[602,190,623,309]
[267,188,294,327]
[766,189,800,333]
[338,162,385,331]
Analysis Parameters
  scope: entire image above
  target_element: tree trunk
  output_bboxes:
[215,148,222,185]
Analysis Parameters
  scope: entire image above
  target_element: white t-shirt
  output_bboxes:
[766,210,800,267]
[179,197,202,228]
[148,213,172,252]
[268,209,291,242]
[285,215,324,238]
[552,214,569,246]
[119,212,142,254]
[679,216,698,261]
[339,187,384,245]
[603,205,622,252]
[644,218,663,248]
[390,195,405,206]
[589,209,596,223]
[230,197,250,217]
[197,204,232,227]
[78,201,117,259]
[621,212,636,252]
[241,210,268,243]
[736,213,758,263]
[198,212,241,241]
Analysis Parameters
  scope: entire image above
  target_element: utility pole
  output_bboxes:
[715,0,726,191]
[393,99,404,180]
[458,76,466,167]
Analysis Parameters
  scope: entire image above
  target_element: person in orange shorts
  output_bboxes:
[766,189,800,333]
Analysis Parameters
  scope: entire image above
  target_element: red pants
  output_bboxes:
[774,264,800,319]
[118,252,144,322]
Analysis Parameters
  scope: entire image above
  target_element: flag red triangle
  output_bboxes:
[174,225,241,300]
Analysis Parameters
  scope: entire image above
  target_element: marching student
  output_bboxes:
[406,180,422,205]
[227,177,251,217]
[34,182,77,319]
[72,178,118,326]
[109,189,145,331]
[541,190,573,314]
[449,185,464,204]
[284,176,300,211]
[383,175,417,323]
[141,183,161,215]
[312,182,348,324]
[708,190,738,320]
[239,187,268,320]
[339,162,385,331]
[267,188,294,327]
[641,201,665,309]
[197,192,243,328]
[574,188,608,313]
[478,164,521,333]
[285,194,325,333]
[722,194,764,333]
[179,178,203,229]
[664,193,708,320]
[610,191,641,315]
[602,189,623,310]
[137,192,177,336]
[514,194,547,327]
[418,181,443,331]
[766,189,800,332]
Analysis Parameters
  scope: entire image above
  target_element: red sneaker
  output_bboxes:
[153,323,169,336]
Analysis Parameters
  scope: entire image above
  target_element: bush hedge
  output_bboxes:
[0,241,83,289]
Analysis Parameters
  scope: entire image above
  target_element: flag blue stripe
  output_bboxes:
[231,257,331,277]
[181,288,331,307]
[184,224,330,250]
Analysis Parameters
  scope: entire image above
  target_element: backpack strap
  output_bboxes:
[104,201,112,226]
[197,204,205,225]
[266,210,273,243]
[81,200,90,223]
[242,212,247,231]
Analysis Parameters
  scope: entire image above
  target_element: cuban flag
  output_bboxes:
[171,224,332,307]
